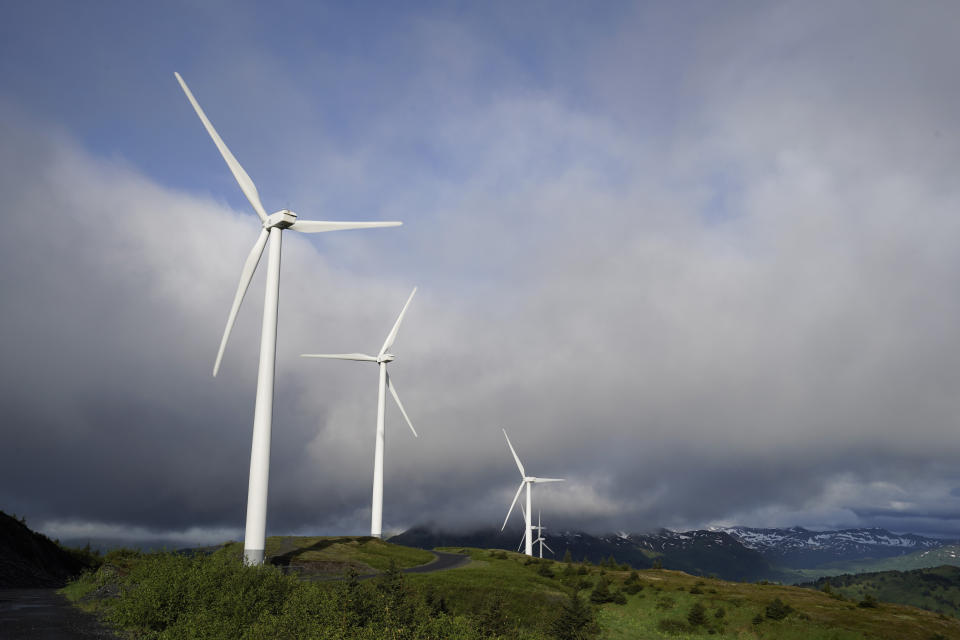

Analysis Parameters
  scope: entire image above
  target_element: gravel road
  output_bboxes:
[0,589,118,639]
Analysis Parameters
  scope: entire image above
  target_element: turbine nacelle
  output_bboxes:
[524,476,564,484]
[377,353,395,364]
[264,209,298,229]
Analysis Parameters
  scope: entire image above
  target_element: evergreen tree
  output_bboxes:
[563,549,573,564]
[589,576,612,604]
[550,589,599,640]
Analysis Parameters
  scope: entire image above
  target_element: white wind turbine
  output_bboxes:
[501,429,564,556]
[174,72,401,565]
[301,287,418,538]
[532,511,554,558]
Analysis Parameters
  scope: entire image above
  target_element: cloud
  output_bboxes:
[2,2,960,545]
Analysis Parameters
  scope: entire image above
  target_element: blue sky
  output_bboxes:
[3,1,960,546]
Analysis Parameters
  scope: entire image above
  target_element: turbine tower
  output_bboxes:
[174,72,401,565]
[501,428,564,556]
[302,287,418,538]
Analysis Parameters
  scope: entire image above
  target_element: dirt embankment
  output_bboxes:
[0,511,90,587]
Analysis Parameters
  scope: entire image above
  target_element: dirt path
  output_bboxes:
[0,589,117,639]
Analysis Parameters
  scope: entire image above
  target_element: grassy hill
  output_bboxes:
[795,545,960,579]
[63,537,960,639]
[802,565,960,619]
[220,535,435,576]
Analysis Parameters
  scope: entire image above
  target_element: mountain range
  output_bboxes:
[717,525,951,569]
[390,524,960,583]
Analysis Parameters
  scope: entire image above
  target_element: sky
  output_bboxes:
[2,0,960,547]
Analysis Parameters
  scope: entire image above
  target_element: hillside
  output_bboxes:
[805,545,960,576]
[0,510,93,587]
[391,526,774,581]
[64,539,960,639]
[802,565,960,618]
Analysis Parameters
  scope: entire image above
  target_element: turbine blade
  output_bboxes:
[174,73,268,222]
[379,287,417,358]
[290,220,402,233]
[213,228,269,376]
[542,541,554,554]
[517,535,525,553]
[502,429,525,477]
[300,353,378,362]
[386,372,417,437]
[501,481,525,531]
[531,477,565,483]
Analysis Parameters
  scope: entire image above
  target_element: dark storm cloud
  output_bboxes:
[2,2,960,544]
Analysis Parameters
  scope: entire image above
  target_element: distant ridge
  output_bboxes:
[389,525,773,581]
[717,526,953,569]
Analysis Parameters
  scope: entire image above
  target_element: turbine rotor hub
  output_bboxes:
[378,353,395,364]
[264,209,297,229]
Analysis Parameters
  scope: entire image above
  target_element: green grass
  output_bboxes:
[412,549,960,639]
[62,539,960,640]
[219,535,435,576]
[592,568,960,639]
[407,548,569,635]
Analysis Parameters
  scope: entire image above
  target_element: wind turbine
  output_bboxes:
[532,511,554,559]
[501,429,564,556]
[174,72,401,565]
[301,287,418,538]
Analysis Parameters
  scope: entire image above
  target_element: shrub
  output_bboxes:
[714,606,726,619]
[687,602,708,626]
[589,577,612,604]
[477,593,510,638]
[765,597,793,621]
[657,618,691,633]
[858,594,879,608]
[611,589,627,605]
[549,590,599,640]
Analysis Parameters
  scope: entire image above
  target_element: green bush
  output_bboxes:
[765,597,793,621]
[589,577,612,604]
[687,601,707,626]
[858,594,879,608]
[657,618,691,633]
[549,590,598,640]
[93,549,498,640]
